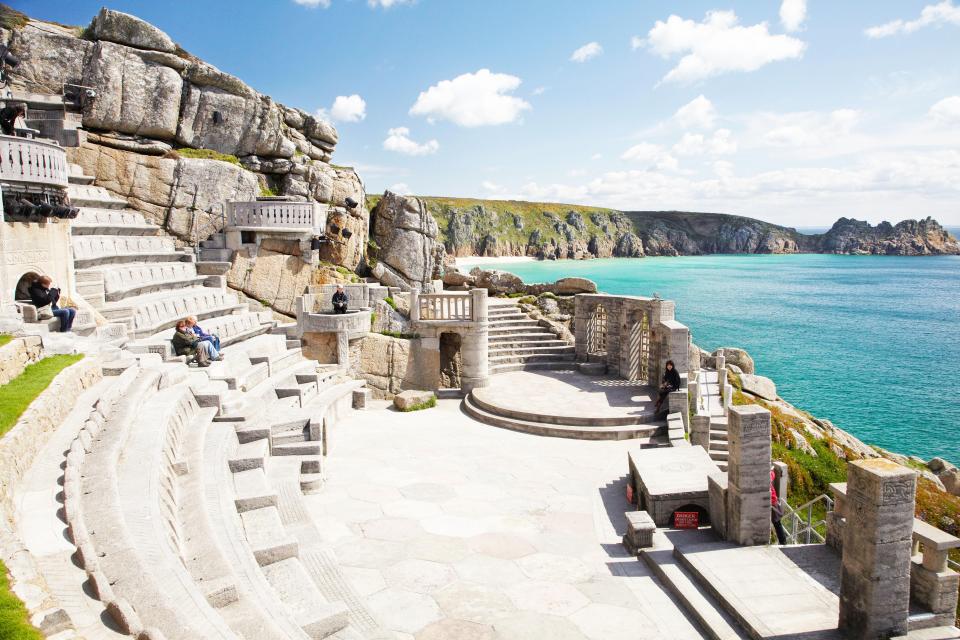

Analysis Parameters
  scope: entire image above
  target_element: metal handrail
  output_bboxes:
[782,493,834,544]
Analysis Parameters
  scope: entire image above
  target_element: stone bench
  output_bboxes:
[623,510,656,554]
[97,263,208,301]
[73,235,188,267]
[911,519,960,628]
[72,207,158,235]
[129,289,247,337]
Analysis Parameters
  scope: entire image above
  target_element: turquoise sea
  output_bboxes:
[462,254,960,461]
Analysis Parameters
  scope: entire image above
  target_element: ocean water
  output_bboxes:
[461,254,960,461]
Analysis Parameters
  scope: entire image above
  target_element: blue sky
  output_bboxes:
[15,0,960,226]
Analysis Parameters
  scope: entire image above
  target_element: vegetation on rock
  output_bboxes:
[398,395,437,412]
[175,148,242,167]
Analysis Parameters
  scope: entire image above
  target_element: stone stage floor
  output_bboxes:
[306,398,704,640]
[471,369,660,423]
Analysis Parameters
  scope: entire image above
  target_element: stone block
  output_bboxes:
[393,390,435,411]
[708,473,728,540]
[910,561,960,615]
[839,565,910,639]
[352,388,371,409]
[725,484,770,546]
[622,510,656,554]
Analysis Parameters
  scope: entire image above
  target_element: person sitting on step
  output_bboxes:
[654,359,681,413]
[186,315,222,353]
[172,319,221,367]
[28,275,75,332]
[332,284,348,314]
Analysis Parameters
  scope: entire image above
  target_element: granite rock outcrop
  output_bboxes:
[369,191,445,290]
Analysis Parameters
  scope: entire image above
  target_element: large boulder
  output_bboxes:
[469,268,525,296]
[8,22,93,92]
[714,347,755,375]
[81,41,183,139]
[739,373,777,401]
[553,277,597,295]
[370,191,444,289]
[442,269,475,288]
[88,8,176,52]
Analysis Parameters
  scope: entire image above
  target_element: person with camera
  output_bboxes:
[28,275,75,332]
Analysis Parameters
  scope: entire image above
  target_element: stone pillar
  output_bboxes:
[708,473,728,540]
[691,414,711,449]
[838,459,915,640]
[335,331,349,367]
[461,288,489,394]
[826,482,848,552]
[725,405,771,546]
[410,289,420,323]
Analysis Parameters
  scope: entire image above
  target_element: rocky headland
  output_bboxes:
[391,196,960,260]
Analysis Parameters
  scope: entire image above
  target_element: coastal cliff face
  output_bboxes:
[2,6,368,268]
[398,197,959,259]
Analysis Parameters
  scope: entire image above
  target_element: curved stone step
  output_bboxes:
[488,344,576,357]
[488,353,576,366]
[469,388,661,427]
[489,362,578,374]
[462,393,666,440]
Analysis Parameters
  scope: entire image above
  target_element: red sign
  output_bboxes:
[674,511,700,529]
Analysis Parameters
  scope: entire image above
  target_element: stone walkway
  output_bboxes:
[473,369,658,422]
[306,398,704,640]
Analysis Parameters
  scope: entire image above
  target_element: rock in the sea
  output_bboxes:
[469,268,525,296]
[928,457,956,474]
[370,191,445,290]
[88,7,176,52]
[553,277,597,295]
[715,347,755,375]
[394,390,435,411]
[739,373,777,401]
[614,232,645,257]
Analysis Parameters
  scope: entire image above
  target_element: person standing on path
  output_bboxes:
[771,468,788,545]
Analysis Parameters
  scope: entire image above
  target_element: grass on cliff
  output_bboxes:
[175,148,242,167]
[0,354,84,438]
[0,4,28,31]
[0,559,42,640]
[0,335,11,349]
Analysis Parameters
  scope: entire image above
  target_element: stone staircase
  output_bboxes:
[692,369,730,471]
[487,299,575,374]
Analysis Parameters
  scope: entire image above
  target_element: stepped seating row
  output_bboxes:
[68,184,127,209]
[89,262,209,301]
[124,288,246,337]
[487,302,576,374]
[73,235,185,267]
[72,207,159,235]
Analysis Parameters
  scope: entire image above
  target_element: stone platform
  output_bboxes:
[465,369,665,441]
[628,447,719,527]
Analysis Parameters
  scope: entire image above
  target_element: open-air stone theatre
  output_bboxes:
[0,6,958,640]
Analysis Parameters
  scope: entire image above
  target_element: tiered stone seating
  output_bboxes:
[71,208,160,235]
[96,262,209,301]
[117,288,247,337]
[72,235,185,267]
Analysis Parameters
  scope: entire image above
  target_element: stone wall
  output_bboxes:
[355,333,437,398]
[0,222,76,307]
[0,336,43,385]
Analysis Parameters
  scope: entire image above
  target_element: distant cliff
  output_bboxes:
[375,196,960,259]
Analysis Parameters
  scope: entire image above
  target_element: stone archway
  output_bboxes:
[14,271,41,302]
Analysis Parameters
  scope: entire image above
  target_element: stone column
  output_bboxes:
[725,405,772,546]
[691,414,711,449]
[409,289,420,323]
[838,459,915,640]
[460,288,489,394]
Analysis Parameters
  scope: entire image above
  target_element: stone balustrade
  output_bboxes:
[413,292,475,322]
[910,519,960,627]
[0,134,69,189]
[226,200,327,235]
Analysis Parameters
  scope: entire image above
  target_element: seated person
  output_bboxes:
[28,275,75,332]
[172,319,221,367]
[0,103,26,136]
[654,359,682,413]
[332,284,348,314]
[186,315,221,352]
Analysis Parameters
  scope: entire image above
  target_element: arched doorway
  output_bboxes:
[14,271,41,303]
[439,332,462,389]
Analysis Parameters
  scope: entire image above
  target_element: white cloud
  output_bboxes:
[620,142,679,171]
[930,96,960,124]
[672,129,737,156]
[866,1,960,37]
[591,153,603,161]
[780,0,807,32]
[368,0,413,7]
[382,127,439,156]
[630,36,645,50]
[570,42,603,63]
[327,94,366,123]
[481,180,505,193]
[644,10,806,84]
[758,109,861,147]
[292,0,330,7]
[532,86,548,96]
[410,69,532,127]
[674,95,717,129]
[388,182,412,195]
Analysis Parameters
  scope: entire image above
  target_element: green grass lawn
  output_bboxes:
[0,560,43,640]
[0,354,84,438]
[0,335,11,348]
[0,353,84,638]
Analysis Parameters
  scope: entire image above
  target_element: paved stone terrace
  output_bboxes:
[309,398,704,640]
[472,369,659,422]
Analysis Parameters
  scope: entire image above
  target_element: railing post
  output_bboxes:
[410,290,420,322]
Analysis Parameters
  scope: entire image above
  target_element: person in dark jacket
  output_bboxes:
[0,103,25,136]
[172,319,219,366]
[28,275,75,332]
[186,315,221,352]
[332,284,348,314]
[654,360,682,413]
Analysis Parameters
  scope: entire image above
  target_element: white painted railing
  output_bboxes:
[417,293,474,321]
[0,135,68,188]
[226,201,327,234]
